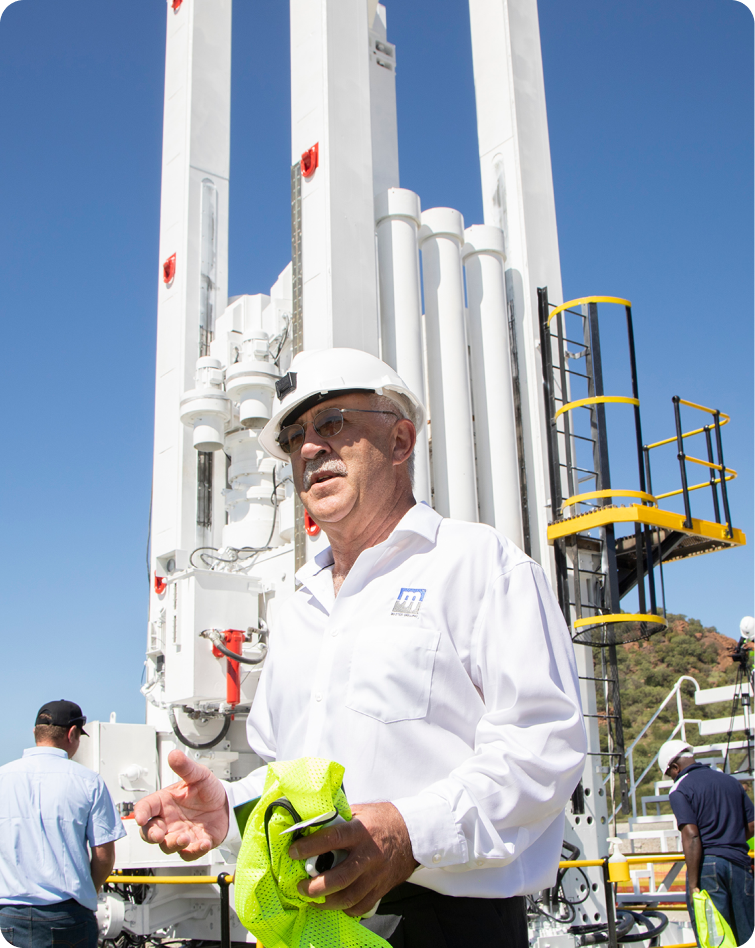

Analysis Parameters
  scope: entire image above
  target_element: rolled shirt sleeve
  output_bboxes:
[87,776,127,847]
[393,562,586,870]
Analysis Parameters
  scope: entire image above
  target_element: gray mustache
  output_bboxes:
[302,458,348,491]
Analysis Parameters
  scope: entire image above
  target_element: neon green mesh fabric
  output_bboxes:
[234,757,390,948]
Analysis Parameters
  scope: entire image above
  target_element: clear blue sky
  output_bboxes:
[0,0,751,764]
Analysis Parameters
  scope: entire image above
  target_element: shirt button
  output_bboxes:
[330,628,338,637]
[476,859,484,867]
[432,853,442,864]
[315,692,323,702]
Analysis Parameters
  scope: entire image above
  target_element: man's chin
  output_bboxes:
[301,491,354,525]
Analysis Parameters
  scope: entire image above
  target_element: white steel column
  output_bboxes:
[463,225,523,545]
[290,0,380,355]
[419,208,478,522]
[369,4,399,197]
[468,0,564,568]
[375,188,430,504]
[151,0,231,566]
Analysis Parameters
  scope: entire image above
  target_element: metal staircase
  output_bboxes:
[537,290,747,817]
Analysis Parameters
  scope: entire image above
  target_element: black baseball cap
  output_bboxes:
[35,700,88,736]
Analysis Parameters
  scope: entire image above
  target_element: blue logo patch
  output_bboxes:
[391,587,426,617]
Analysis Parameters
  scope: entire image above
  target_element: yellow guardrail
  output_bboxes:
[548,295,632,325]
[554,394,639,421]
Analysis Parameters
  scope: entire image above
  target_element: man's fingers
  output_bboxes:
[134,790,169,828]
[289,818,362,861]
[344,887,382,918]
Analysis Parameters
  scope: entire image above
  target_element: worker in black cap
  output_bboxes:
[0,700,126,948]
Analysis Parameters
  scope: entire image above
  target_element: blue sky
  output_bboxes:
[0,0,751,764]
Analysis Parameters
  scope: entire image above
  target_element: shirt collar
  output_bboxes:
[295,502,442,587]
[23,746,68,759]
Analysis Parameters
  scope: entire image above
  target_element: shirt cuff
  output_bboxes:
[218,781,242,859]
[392,791,468,868]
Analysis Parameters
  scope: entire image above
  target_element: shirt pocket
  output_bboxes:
[345,626,441,724]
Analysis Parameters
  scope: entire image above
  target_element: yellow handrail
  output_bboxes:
[106,874,234,884]
[554,395,639,421]
[655,470,736,501]
[548,296,632,325]
[573,613,668,631]
[561,488,656,514]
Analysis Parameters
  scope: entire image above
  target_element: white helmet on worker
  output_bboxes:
[259,348,425,461]
[657,740,694,777]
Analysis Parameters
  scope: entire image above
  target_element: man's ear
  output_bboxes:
[67,726,78,744]
[392,419,416,465]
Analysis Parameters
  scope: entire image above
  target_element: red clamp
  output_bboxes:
[300,143,319,178]
[154,574,167,595]
[171,0,183,10]
[212,629,245,708]
[163,253,176,284]
[304,510,321,536]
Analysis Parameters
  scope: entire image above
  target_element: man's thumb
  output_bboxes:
[167,748,208,785]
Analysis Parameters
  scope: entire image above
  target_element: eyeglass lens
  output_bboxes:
[277,408,345,455]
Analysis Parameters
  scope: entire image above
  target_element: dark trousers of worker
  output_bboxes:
[0,899,98,948]
[686,854,754,947]
[360,881,528,948]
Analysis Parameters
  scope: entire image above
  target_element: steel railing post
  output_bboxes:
[672,396,692,529]
[218,872,232,948]
[713,410,733,538]
[704,425,722,524]
[602,858,618,948]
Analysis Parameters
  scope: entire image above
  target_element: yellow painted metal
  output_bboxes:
[677,397,725,416]
[561,488,656,513]
[548,295,632,325]
[558,853,686,869]
[684,454,729,473]
[645,408,730,451]
[547,503,746,548]
[655,470,736,501]
[572,613,667,631]
[554,394,639,421]
[105,874,233,884]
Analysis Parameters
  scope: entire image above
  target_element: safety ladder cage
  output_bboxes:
[537,292,668,648]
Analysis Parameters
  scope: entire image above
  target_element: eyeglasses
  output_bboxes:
[276,407,399,455]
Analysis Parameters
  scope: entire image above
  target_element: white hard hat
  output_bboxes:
[259,348,426,461]
[658,740,694,776]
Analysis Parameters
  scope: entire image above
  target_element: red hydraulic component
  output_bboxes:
[154,574,167,595]
[163,253,176,284]
[300,143,319,178]
[212,629,245,708]
[304,510,321,536]
[171,0,183,10]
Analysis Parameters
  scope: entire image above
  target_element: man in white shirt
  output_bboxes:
[135,349,586,947]
[0,700,126,948]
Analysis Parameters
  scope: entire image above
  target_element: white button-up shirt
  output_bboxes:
[0,747,126,911]
[227,502,586,897]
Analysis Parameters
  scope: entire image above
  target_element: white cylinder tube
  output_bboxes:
[375,188,431,504]
[463,225,523,546]
[419,208,478,522]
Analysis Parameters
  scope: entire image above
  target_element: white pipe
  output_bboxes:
[419,208,478,522]
[375,188,431,504]
[463,225,523,546]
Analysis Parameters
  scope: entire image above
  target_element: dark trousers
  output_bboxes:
[361,882,528,948]
[0,899,98,948]
[687,854,754,947]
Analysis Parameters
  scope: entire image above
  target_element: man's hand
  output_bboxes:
[134,749,229,861]
[289,802,418,917]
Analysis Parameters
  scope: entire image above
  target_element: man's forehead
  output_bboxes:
[290,390,375,424]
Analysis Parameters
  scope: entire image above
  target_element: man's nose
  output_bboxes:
[299,422,332,460]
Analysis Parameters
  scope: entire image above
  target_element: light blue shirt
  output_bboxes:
[0,746,126,911]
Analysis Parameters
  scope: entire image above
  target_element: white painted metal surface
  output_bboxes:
[463,224,523,545]
[375,188,431,503]
[419,207,479,522]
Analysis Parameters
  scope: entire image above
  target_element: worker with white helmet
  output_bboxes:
[136,348,586,947]
[659,739,754,945]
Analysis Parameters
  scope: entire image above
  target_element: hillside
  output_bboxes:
[594,613,752,810]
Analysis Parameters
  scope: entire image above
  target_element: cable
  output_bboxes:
[189,467,281,569]
[168,707,231,750]
[618,910,668,943]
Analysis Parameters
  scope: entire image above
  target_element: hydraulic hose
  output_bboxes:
[618,910,668,943]
[168,707,231,750]
[203,627,268,665]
